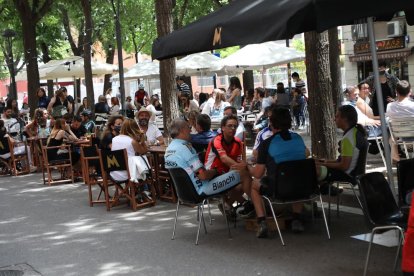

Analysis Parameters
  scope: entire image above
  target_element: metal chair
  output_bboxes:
[168,168,231,245]
[357,172,407,276]
[389,116,414,159]
[262,158,330,246]
[328,140,369,218]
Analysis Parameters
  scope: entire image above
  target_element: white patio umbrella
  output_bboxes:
[221,41,305,86]
[221,41,305,70]
[41,56,117,79]
[111,60,160,81]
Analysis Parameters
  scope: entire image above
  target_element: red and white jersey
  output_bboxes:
[204,133,242,174]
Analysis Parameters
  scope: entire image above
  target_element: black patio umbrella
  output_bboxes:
[152,0,414,195]
[152,0,413,60]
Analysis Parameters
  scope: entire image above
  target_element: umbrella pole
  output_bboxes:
[261,69,266,87]
[200,71,204,93]
[367,17,396,196]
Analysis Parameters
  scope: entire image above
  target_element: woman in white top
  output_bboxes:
[105,88,113,107]
[146,97,162,124]
[209,90,230,120]
[110,97,120,115]
[110,119,147,181]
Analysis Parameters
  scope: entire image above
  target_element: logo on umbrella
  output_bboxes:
[213,27,222,46]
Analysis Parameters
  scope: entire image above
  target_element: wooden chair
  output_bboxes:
[99,149,156,211]
[80,145,114,210]
[0,136,30,176]
[40,139,74,185]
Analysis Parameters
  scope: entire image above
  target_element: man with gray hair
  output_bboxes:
[165,118,248,203]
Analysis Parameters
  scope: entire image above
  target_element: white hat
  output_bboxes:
[138,83,145,89]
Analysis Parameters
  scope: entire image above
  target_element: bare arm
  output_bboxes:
[47,97,56,113]
[316,156,352,171]
[228,88,240,104]
[248,163,266,179]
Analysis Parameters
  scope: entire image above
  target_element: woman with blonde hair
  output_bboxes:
[209,90,230,120]
[110,119,148,181]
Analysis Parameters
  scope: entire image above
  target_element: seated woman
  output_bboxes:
[209,91,230,121]
[109,97,120,116]
[46,118,80,166]
[25,108,47,138]
[0,120,36,172]
[100,115,124,150]
[110,119,148,182]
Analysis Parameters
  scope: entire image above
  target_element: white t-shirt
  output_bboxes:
[146,104,162,123]
[202,97,215,115]
[110,135,135,181]
[386,98,414,119]
[106,93,112,107]
[144,124,162,144]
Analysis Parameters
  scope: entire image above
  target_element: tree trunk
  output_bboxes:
[21,21,40,115]
[304,31,337,160]
[103,45,115,94]
[155,0,179,136]
[81,0,95,115]
[328,27,342,110]
[40,42,54,97]
[242,70,254,92]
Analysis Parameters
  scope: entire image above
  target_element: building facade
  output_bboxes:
[343,14,414,86]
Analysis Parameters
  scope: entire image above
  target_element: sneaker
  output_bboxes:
[238,201,256,218]
[291,219,305,233]
[29,165,37,173]
[143,190,152,201]
[256,220,268,238]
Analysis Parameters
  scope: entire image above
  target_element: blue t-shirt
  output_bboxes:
[164,138,206,194]
[257,131,306,172]
[191,130,216,145]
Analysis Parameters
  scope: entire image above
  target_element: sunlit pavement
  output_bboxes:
[0,132,400,275]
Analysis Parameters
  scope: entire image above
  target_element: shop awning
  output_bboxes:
[349,47,413,62]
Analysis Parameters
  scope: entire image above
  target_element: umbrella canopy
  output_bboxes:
[221,41,305,70]
[176,52,222,75]
[41,56,117,79]
[111,61,160,81]
[176,51,242,76]
[152,0,414,60]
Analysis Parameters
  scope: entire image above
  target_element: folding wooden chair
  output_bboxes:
[7,137,30,176]
[99,149,156,211]
[80,145,114,210]
[40,139,74,185]
[0,136,30,176]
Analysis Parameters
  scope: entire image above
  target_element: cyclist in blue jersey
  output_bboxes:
[165,119,250,207]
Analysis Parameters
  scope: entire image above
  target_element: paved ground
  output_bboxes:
[0,131,403,276]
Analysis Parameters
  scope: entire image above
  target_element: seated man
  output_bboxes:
[1,107,21,140]
[386,80,414,162]
[136,107,164,145]
[223,106,245,141]
[70,116,87,139]
[80,109,96,133]
[205,115,253,218]
[316,105,367,188]
[165,119,250,215]
[190,114,216,153]
[248,107,310,238]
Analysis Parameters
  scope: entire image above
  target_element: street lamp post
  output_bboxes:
[2,29,17,100]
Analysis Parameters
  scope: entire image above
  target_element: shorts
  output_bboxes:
[318,166,354,185]
[199,170,240,196]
